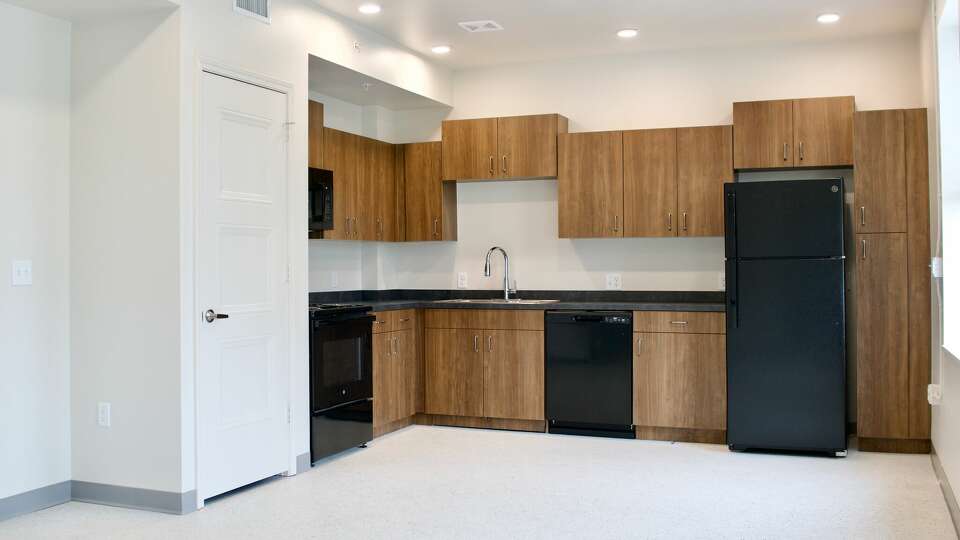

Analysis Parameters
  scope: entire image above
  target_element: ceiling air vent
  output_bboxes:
[234,0,270,23]
[458,20,504,33]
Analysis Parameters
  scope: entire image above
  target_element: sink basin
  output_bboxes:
[433,298,560,305]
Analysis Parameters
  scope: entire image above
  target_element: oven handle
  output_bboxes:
[313,397,373,415]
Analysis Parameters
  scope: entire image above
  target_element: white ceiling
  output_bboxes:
[311,0,927,69]
[308,54,449,109]
[7,0,178,21]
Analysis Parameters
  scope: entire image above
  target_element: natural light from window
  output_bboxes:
[940,0,959,355]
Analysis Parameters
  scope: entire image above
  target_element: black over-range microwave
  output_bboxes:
[309,167,334,232]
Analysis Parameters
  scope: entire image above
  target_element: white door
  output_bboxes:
[198,71,290,501]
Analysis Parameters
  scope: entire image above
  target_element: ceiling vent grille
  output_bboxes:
[458,20,504,33]
[235,0,270,23]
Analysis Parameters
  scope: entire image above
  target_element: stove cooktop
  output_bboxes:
[309,303,372,321]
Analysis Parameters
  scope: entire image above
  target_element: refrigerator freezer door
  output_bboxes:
[727,258,847,452]
[725,179,845,259]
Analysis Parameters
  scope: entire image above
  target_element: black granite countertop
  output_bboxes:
[309,290,725,313]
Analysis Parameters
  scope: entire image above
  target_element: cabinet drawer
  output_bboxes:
[372,309,417,334]
[633,311,724,334]
[424,309,544,331]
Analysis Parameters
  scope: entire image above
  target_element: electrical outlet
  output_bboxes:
[97,402,112,427]
[932,257,943,279]
[330,271,338,288]
[718,272,726,290]
[11,260,32,286]
[457,272,468,289]
[928,384,942,406]
[605,273,622,290]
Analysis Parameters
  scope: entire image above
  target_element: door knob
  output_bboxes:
[204,309,230,323]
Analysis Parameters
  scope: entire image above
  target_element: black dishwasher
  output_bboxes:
[545,311,635,439]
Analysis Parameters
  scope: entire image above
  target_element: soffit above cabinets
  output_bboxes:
[6,0,178,21]
[310,0,926,69]
[309,55,451,110]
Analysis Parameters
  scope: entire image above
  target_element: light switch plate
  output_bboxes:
[605,273,622,290]
[457,272,468,289]
[932,257,943,279]
[928,384,942,406]
[11,260,32,286]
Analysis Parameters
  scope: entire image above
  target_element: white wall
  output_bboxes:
[71,8,182,493]
[178,0,453,496]
[0,1,71,500]
[309,32,925,293]
[925,0,960,505]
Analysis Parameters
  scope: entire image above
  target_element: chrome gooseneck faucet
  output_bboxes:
[484,246,516,300]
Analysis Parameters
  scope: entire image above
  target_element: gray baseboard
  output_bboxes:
[932,447,960,538]
[0,481,71,522]
[296,452,312,474]
[71,481,196,515]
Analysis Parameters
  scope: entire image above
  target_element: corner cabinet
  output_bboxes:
[442,114,569,181]
[733,96,854,169]
[854,108,931,454]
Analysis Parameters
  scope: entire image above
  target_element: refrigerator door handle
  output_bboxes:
[727,261,739,329]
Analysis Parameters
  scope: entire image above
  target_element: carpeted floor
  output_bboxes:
[1,425,956,539]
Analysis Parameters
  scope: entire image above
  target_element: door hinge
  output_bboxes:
[287,403,292,424]
[286,264,291,284]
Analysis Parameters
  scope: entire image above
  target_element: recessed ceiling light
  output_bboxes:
[617,28,639,39]
[358,3,381,15]
[431,45,451,54]
[817,13,840,24]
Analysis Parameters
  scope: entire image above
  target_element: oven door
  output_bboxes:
[310,315,374,412]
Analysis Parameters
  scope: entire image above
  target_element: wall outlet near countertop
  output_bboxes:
[605,273,622,290]
[329,271,338,288]
[457,272,468,289]
[11,260,32,286]
[928,384,942,406]
[97,402,112,427]
[718,272,726,290]
[931,257,943,279]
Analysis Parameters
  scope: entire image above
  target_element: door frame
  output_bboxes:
[192,58,298,506]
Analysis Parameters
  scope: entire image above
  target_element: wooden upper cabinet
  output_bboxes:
[856,233,910,439]
[403,142,457,242]
[634,332,726,430]
[677,125,732,237]
[854,109,907,233]
[482,330,545,421]
[734,99,794,169]
[321,127,359,240]
[558,131,624,238]
[441,118,498,181]
[497,114,568,179]
[367,139,397,242]
[623,128,678,237]
[793,96,854,167]
[424,329,484,417]
[308,100,324,169]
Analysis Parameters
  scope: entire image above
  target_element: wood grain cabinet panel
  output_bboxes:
[733,99,794,169]
[623,128,678,237]
[397,329,417,419]
[483,330,545,421]
[677,126,733,237]
[308,100,324,168]
[633,311,725,334]
[793,96,854,167]
[403,142,455,241]
[423,309,544,331]
[441,118,498,181]
[856,233,910,439]
[558,131,624,238]
[634,332,726,430]
[497,114,567,179]
[424,329,484,417]
[854,109,907,233]
[321,128,359,240]
[373,333,399,429]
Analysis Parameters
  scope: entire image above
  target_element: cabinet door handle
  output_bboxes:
[670,321,689,326]
[681,212,688,232]
[377,218,383,239]
[489,155,495,175]
[667,213,673,232]
[474,335,480,353]
[433,218,439,239]
[783,143,789,161]
[487,335,493,352]
[799,141,805,161]
[613,215,620,233]
[399,318,410,323]
[502,155,507,174]
[394,336,399,355]
[859,206,866,227]
[637,336,643,353]
[861,239,867,260]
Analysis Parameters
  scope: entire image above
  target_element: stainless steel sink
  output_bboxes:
[433,298,560,305]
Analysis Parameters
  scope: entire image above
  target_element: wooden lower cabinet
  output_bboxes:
[634,332,726,433]
[423,315,545,424]
[373,328,417,434]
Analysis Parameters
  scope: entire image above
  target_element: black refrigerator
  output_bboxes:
[724,179,847,456]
